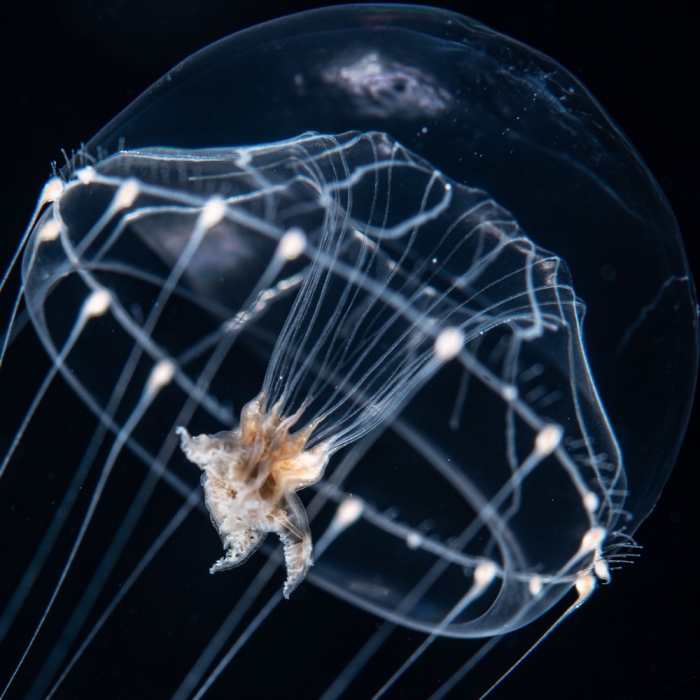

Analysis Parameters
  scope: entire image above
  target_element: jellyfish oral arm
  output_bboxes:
[177,393,330,598]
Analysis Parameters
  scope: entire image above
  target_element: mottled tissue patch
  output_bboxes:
[178,393,329,597]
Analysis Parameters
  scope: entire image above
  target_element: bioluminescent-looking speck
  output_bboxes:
[1,5,696,699]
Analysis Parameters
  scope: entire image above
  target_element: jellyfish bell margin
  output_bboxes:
[25,130,623,629]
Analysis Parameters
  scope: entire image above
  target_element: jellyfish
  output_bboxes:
[0,4,696,699]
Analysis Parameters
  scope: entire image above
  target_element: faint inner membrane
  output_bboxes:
[24,129,620,627]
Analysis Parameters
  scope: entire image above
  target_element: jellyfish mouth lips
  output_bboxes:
[177,392,329,597]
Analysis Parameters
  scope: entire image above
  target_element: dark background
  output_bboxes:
[1,1,697,698]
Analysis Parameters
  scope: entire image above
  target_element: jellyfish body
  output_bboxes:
[0,4,696,699]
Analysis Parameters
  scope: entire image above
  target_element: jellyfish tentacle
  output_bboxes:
[210,526,267,574]
[274,491,313,598]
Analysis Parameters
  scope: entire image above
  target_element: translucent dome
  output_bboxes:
[1,4,696,699]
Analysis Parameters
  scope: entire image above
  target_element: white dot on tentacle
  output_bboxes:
[434,327,465,361]
[279,228,306,261]
[114,179,140,210]
[200,196,227,229]
[534,423,564,456]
